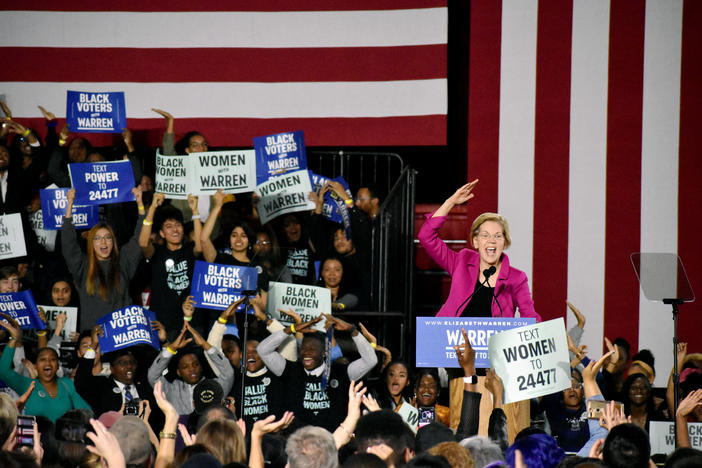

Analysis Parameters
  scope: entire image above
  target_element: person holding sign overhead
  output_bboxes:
[139,193,202,337]
[62,187,146,330]
[418,180,539,320]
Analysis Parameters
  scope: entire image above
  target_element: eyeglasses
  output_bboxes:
[93,235,113,243]
[569,380,583,390]
[477,232,504,241]
[255,240,271,245]
[355,197,371,202]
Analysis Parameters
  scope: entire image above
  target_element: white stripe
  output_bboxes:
[0,80,447,118]
[498,0,538,285]
[638,0,682,387]
[567,0,610,353]
[0,9,447,48]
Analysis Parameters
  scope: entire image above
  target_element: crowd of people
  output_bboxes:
[0,106,700,468]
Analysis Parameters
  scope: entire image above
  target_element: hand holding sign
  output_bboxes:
[0,312,21,342]
[91,324,105,351]
[151,320,167,343]
[182,296,196,319]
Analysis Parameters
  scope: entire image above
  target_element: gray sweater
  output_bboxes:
[61,214,144,329]
[147,346,234,415]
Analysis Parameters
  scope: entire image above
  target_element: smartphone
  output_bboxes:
[418,406,436,428]
[587,399,625,421]
[17,415,35,447]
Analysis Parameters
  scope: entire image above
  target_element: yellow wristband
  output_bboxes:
[137,204,145,210]
[166,346,177,355]
[183,316,192,322]
[290,324,296,334]
[58,138,67,146]
[142,219,153,226]
[36,331,47,336]
[22,129,31,137]
[344,199,353,207]
[218,317,227,324]
[370,342,377,349]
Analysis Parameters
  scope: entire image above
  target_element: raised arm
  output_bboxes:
[433,180,478,218]
[324,315,377,381]
[121,187,147,277]
[152,109,175,155]
[200,189,224,262]
[60,188,85,278]
[258,317,322,376]
[188,194,202,255]
[676,389,702,448]
[139,193,165,259]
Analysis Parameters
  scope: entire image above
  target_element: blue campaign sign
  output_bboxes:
[254,130,307,184]
[190,260,259,311]
[322,176,352,225]
[415,316,536,368]
[96,306,160,353]
[309,172,331,192]
[66,90,126,133]
[69,160,136,205]
[40,188,99,230]
[0,291,46,330]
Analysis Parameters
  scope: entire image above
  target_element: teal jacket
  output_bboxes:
[0,345,90,421]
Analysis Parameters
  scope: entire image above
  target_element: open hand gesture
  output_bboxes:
[448,179,479,205]
[0,312,22,341]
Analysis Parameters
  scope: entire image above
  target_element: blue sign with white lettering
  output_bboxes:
[66,90,126,133]
[0,291,46,330]
[40,188,99,230]
[68,160,136,205]
[309,172,330,192]
[190,260,258,311]
[254,130,307,184]
[323,176,352,225]
[415,316,536,368]
[96,306,160,353]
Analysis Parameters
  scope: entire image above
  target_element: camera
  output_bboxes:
[124,398,142,416]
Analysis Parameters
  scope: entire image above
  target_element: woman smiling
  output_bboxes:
[0,314,90,421]
[418,180,540,320]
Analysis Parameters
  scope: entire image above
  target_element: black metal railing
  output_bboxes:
[307,151,416,357]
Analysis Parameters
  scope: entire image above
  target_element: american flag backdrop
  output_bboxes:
[467,0,702,386]
[1,1,701,385]
[0,1,448,147]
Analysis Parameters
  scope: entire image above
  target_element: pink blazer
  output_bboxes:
[418,214,540,320]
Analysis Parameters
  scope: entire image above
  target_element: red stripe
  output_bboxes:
[467,0,501,214]
[603,0,645,352]
[0,45,446,83]
[4,1,447,12]
[19,116,446,148]
[532,0,572,322]
[677,0,702,352]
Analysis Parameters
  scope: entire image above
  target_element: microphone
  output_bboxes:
[483,266,497,281]
[454,266,497,316]
[482,266,504,317]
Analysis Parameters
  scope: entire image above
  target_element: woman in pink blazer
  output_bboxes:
[418,180,540,320]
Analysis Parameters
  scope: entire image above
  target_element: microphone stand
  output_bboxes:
[455,266,496,316]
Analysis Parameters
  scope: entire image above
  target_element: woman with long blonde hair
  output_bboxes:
[62,187,146,329]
